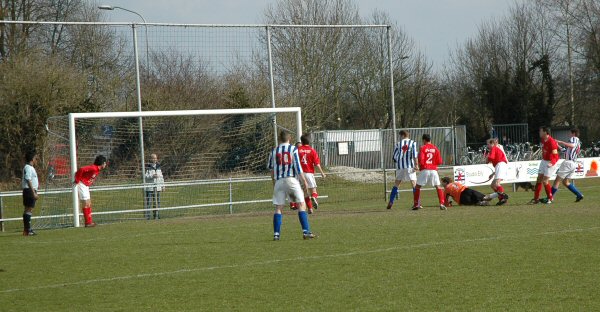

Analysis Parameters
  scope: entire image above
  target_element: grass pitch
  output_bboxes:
[1,180,600,311]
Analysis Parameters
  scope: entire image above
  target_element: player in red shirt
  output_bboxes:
[296,134,326,213]
[531,126,560,204]
[486,138,509,205]
[413,134,446,210]
[74,155,107,227]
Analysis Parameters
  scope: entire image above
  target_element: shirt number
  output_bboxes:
[426,153,434,164]
[277,152,292,165]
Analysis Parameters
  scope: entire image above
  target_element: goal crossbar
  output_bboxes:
[67,107,302,227]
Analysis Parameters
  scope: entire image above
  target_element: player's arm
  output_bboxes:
[392,144,399,163]
[549,141,559,166]
[556,140,576,148]
[412,143,419,170]
[316,164,326,179]
[313,151,326,178]
[25,175,39,200]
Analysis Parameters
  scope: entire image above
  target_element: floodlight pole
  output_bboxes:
[266,26,279,146]
[132,25,147,186]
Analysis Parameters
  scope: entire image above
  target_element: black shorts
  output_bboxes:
[460,188,485,205]
[23,188,37,208]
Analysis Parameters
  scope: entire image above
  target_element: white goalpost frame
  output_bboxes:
[68,107,303,227]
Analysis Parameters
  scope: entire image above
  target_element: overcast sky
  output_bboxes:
[98,0,513,69]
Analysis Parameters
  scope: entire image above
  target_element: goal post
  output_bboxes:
[66,107,302,227]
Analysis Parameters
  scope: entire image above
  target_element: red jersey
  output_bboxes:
[74,164,101,186]
[487,146,508,167]
[542,135,560,165]
[297,145,320,174]
[419,143,443,170]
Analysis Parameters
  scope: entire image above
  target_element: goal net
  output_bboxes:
[40,108,302,228]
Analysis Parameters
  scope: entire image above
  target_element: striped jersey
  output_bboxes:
[565,136,581,161]
[268,143,303,180]
[393,138,418,169]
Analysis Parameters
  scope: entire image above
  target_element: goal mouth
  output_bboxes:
[40,108,302,228]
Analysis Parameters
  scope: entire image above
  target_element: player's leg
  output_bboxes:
[387,173,402,209]
[144,191,152,220]
[413,171,427,210]
[563,178,584,202]
[532,168,545,204]
[22,188,36,236]
[153,191,160,219]
[289,179,315,239]
[305,173,317,211]
[272,180,285,240]
[432,171,446,210]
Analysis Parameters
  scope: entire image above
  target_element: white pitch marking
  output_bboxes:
[1,226,598,294]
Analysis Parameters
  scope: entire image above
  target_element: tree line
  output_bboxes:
[1,0,600,184]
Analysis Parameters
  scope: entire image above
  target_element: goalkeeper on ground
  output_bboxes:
[441,177,495,206]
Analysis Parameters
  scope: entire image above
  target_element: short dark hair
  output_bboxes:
[94,155,107,166]
[540,126,551,135]
[25,149,37,163]
[300,133,311,145]
[571,128,580,136]
[441,177,452,184]
[399,130,409,138]
[422,134,431,142]
[279,130,291,143]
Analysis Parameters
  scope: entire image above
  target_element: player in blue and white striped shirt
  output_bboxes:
[387,130,419,209]
[550,128,584,202]
[268,130,315,240]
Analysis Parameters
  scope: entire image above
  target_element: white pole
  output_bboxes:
[387,26,398,145]
[133,24,147,186]
[70,107,302,119]
[68,114,80,227]
[266,26,278,146]
[296,109,303,142]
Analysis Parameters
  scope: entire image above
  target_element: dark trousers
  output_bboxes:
[145,191,161,219]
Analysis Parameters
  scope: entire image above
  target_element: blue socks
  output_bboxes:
[273,213,282,235]
[389,186,399,204]
[567,184,583,198]
[298,211,310,234]
[551,187,558,196]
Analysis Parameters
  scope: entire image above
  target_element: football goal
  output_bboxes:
[42,107,303,227]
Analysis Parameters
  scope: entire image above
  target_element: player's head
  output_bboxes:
[539,126,551,140]
[150,153,158,163]
[399,130,409,139]
[25,149,37,164]
[295,142,302,148]
[94,155,108,169]
[441,176,452,186]
[487,138,496,149]
[300,133,311,145]
[422,134,431,143]
[278,130,291,144]
[570,128,580,137]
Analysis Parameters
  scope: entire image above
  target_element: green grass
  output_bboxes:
[1,179,600,311]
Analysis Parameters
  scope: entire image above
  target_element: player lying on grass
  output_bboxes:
[441,177,495,206]
[387,130,418,210]
[486,138,509,205]
[268,131,315,240]
[74,155,108,227]
[413,134,447,210]
[530,126,559,204]
[542,128,584,203]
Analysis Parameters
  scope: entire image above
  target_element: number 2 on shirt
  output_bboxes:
[426,152,434,164]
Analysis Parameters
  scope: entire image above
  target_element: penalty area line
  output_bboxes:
[1,226,599,294]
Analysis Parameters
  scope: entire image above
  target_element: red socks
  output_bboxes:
[305,197,313,209]
[413,188,421,206]
[311,192,318,198]
[83,206,93,225]
[436,188,446,205]
[534,183,542,200]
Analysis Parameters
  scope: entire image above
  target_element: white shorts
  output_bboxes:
[273,177,305,206]
[77,182,91,201]
[395,168,417,182]
[416,169,441,187]
[538,160,558,177]
[494,162,508,180]
[300,173,317,189]
[557,160,576,179]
